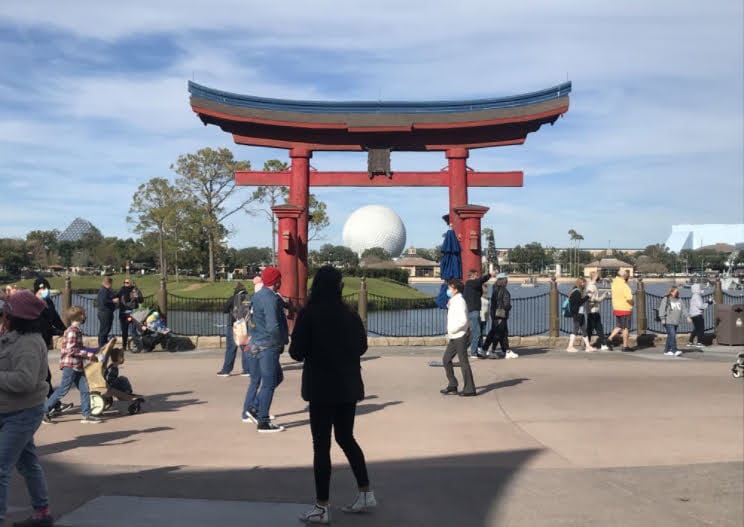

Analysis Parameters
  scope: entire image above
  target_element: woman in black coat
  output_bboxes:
[289,266,376,524]
[566,277,596,352]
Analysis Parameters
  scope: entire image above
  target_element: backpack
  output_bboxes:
[654,297,668,322]
[562,288,578,317]
[231,293,251,322]
[231,293,253,347]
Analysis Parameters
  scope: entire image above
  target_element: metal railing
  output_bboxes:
[45,280,743,339]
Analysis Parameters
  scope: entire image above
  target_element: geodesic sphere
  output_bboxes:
[342,205,407,257]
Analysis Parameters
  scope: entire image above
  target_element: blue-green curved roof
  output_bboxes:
[188,81,571,115]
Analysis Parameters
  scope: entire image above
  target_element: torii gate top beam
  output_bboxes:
[188,81,571,152]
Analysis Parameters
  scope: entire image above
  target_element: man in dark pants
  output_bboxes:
[463,268,495,357]
[97,276,119,346]
[440,279,476,397]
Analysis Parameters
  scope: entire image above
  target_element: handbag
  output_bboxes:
[494,308,507,319]
[232,318,250,346]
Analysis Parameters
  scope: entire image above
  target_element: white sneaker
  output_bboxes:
[674,350,683,357]
[664,351,675,356]
[600,345,609,351]
[505,350,519,359]
[342,490,377,513]
[300,503,330,524]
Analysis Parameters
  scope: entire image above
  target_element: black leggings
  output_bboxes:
[690,315,705,343]
[309,402,369,502]
[483,318,510,353]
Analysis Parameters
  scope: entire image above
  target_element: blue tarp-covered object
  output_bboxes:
[436,229,462,309]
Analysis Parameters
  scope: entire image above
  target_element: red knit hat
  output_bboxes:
[261,267,282,288]
[2,289,47,320]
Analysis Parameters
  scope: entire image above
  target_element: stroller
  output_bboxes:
[732,352,744,378]
[84,338,145,415]
[130,308,172,353]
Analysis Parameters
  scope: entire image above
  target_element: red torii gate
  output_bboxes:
[189,81,571,305]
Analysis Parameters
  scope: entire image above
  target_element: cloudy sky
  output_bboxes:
[0,1,742,253]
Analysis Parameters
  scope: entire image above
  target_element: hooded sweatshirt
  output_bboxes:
[658,294,689,326]
[688,284,709,317]
[0,330,49,413]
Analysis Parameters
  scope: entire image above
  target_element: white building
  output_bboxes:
[664,224,744,253]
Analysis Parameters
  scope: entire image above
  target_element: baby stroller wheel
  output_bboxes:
[732,368,743,378]
[128,401,142,415]
[90,393,105,416]
[103,396,114,410]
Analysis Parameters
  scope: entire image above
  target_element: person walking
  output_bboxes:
[658,286,690,356]
[482,273,518,359]
[607,270,634,351]
[96,277,119,346]
[33,278,72,417]
[44,306,102,424]
[289,266,376,524]
[0,290,54,527]
[477,284,490,355]
[117,278,143,351]
[687,284,713,348]
[585,271,611,350]
[440,279,476,397]
[217,282,251,377]
[463,269,495,358]
[244,267,288,433]
[566,277,596,352]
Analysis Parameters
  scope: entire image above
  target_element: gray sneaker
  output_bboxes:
[80,415,103,424]
[300,503,330,524]
[342,490,377,513]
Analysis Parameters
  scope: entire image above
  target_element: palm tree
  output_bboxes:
[568,229,584,277]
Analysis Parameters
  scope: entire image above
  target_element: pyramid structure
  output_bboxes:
[57,217,95,242]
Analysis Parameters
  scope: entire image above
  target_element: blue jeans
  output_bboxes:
[664,324,678,353]
[0,405,49,522]
[242,352,260,417]
[246,347,283,424]
[467,311,482,356]
[45,367,91,418]
[220,325,249,374]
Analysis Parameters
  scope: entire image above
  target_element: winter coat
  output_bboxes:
[0,330,48,414]
[289,301,367,403]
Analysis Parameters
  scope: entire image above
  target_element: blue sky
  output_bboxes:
[0,1,742,253]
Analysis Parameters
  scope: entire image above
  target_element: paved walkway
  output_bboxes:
[7,344,743,526]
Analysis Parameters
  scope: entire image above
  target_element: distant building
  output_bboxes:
[665,224,744,253]
[57,217,96,242]
[394,247,440,278]
[583,258,634,279]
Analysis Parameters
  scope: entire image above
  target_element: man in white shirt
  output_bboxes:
[440,279,476,397]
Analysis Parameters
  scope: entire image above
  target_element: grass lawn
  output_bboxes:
[6,274,433,300]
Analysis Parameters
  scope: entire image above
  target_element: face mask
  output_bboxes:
[446,289,453,298]
[40,289,50,299]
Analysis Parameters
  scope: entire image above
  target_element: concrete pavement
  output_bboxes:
[7,343,743,526]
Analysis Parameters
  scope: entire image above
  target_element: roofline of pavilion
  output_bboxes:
[188,81,571,115]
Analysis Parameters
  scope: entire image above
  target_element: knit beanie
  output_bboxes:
[2,289,47,320]
[261,267,282,288]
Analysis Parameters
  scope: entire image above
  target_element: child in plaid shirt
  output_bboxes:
[43,306,101,424]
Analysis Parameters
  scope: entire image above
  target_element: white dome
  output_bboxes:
[342,205,407,257]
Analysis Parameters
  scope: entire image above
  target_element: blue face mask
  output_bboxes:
[40,289,50,299]
[446,289,453,298]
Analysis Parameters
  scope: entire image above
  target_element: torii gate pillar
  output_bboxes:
[271,204,304,310]
[455,205,490,275]
[288,148,311,303]
[447,148,468,238]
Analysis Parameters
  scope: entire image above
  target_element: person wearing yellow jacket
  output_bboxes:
[607,270,634,351]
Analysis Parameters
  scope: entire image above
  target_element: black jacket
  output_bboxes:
[463,274,491,312]
[289,301,367,403]
[117,285,142,312]
[39,298,66,349]
[490,285,512,320]
[568,288,590,317]
[223,289,248,325]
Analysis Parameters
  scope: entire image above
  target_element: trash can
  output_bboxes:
[715,304,744,346]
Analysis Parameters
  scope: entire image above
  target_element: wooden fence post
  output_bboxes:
[62,276,72,325]
[549,275,559,337]
[358,277,368,330]
[158,277,168,316]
